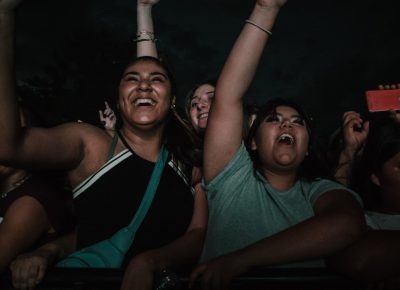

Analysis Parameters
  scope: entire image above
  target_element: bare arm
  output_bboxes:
[9,229,77,289]
[136,0,159,58]
[203,0,285,182]
[0,1,91,171]
[190,190,365,289]
[120,185,208,290]
[0,196,51,273]
[334,111,369,186]
[328,230,400,283]
[0,0,22,158]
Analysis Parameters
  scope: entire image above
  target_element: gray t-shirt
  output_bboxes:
[365,211,400,230]
[201,143,362,268]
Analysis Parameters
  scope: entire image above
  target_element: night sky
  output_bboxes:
[14,0,400,137]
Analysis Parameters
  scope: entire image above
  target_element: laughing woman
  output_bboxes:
[0,1,207,290]
[189,0,366,289]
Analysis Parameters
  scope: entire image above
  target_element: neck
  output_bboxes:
[261,168,298,192]
[120,125,165,162]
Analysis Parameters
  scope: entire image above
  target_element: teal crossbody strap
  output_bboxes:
[111,133,169,252]
[106,130,119,161]
[57,143,169,268]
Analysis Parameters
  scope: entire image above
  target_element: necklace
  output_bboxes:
[1,174,32,199]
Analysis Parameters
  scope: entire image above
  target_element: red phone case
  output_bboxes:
[365,89,400,112]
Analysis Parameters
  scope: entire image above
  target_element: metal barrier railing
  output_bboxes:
[0,267,366,290]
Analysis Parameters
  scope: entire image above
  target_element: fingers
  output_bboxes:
[98,110,105,123]
[389,110,400,124]
[362,120,370,134]
[342,111,363,131]
[36,263,47,286]
[378,84,400,90]
[189,264,207,289]
[10,257,47,290]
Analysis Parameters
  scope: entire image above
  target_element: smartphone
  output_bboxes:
[365,89,400,112]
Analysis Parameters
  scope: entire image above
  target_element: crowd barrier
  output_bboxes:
[0,267,367,290]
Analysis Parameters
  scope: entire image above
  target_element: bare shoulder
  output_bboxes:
[62,122,117,186]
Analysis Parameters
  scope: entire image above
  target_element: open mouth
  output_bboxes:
[134,98,156,107]
[198,112,209,120]
[277,133,295,145]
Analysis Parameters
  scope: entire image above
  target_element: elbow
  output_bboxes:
[328,251,374,282]
[326,211,366,253]
[340,212,367,246]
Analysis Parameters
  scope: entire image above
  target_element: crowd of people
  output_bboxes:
[0,0,399,290]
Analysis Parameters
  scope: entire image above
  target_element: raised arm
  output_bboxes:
[334,111,369,186]
[0,0,22,158]
[203,0,286,182]
[136,0,159,58]
[0,0,93,171]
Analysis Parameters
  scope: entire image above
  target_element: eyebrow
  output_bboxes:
[191,91,215,101]
[123,71,168,78]
[274,112,302,118]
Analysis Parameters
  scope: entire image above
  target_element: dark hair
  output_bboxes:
[245,97,328,180]
[353,117,400,208]
[119,56,202,168]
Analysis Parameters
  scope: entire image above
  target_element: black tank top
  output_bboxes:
[73,135,194,266]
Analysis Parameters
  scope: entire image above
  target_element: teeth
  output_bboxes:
[134,98,155,106]
[198,113,208,119]
[278,133,295,145]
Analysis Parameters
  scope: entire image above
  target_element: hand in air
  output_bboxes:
[0,0,23,11]
[99,101,116,131]
[138,0,160,7]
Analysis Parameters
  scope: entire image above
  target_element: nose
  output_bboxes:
[280,118,292,128]
[196,100,209,110]
[138,80,151,91]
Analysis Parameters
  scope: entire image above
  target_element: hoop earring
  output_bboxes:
[171,96,176,109]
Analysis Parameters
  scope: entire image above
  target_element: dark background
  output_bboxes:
[14,0,400,138]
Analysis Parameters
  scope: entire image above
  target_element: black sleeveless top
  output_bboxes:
[72,133,194,265]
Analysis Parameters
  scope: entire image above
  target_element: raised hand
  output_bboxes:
[378,83,400,90]
[138,0,160,7]
[256,0,287,9]
[377,84,400,124]
[341,111,369,157]
[0,0,23,11]
[98,101,116,131]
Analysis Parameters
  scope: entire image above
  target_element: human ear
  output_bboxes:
[171,96,176,109]
[251,138,257,150]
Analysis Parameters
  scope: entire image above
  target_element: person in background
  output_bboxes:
[188,0,365,289]
[329,111,369,187]
[378,83,400,123]
[184,79,216,137]
[98,101,117,132]
[0,104,74,276]
[329,114,400,289]
[0,1,207,290]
